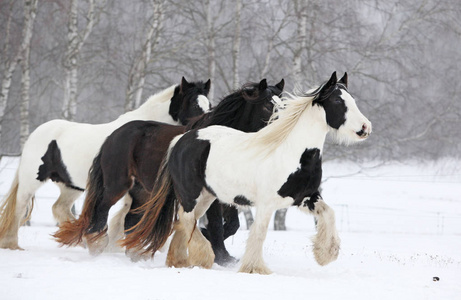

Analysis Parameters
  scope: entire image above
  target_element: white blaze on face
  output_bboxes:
[197,95,211,113]
[336,90,372,143]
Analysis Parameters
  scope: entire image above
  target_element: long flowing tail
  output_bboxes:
[121,155,177,255]
[0,169,20,240]
[53,151,105,246]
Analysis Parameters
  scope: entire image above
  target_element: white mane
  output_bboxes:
[117,85,177,122]
[249,89,318,153]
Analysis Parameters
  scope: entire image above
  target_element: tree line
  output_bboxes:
[1,0,460,160]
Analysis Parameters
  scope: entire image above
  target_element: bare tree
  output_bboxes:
[62,0,104,121]
[0,0,38,149]
[205,0,217,100]
[292,0,307,87]
[19,0,38,149]
[231,0,242,90]
[125,0,165,111]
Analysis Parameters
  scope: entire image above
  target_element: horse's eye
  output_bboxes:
[334,98,343,104]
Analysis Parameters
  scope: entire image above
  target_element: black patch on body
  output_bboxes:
[37,140,84,191]
[233,195,253,206]
[169,130,210,213]
[277,148,322,208]
[302,191,322,212]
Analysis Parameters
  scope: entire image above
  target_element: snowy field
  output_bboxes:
[0,156,460,300]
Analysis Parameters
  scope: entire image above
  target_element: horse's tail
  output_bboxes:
[53,150,106,246]
[0,169,20,239]
[121,154,177,255]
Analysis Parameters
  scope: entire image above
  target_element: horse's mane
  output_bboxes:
[186,82,273,130]
[250,81,329,153]
[141,84,177,105]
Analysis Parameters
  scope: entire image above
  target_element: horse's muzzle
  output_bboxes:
[356,123,371,139]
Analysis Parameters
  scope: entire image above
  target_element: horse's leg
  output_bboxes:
[222,205,239,240]
[123,188,153,261]
[0,179,41,250]
[166,207,191,268]
[239,206,273,274]
[187,193,217,268]
[52,184,83,225]
[123,184,149,233]
[202,200,237,266]
[84,183,132,256]
[299,193,340,266]
[166,191,215,269]
[106,194,132,252]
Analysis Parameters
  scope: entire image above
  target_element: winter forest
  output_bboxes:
[1,1,461,299]
[1,0,460,160]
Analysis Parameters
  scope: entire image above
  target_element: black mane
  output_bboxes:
[186,82,276,131]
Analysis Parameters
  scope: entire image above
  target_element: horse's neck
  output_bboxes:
[117,85,177,124]
[278,105,329,156]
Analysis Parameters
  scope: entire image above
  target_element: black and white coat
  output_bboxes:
[167,72,372,274]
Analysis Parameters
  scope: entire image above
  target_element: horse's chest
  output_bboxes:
[277,148,322,205]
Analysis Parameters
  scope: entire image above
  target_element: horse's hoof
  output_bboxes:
[214,251,239,267]
[238,263,272,275]
[188,241,215,269]
[1,245,24,251]
[166,257,190,268]
[313,236,340,266]
[86,234,109,256]
[0,240,24,251]
[125,248,150,262]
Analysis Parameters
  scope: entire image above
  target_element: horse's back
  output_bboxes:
[20,119,117,189]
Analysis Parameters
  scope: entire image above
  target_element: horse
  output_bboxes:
[122,72,372,274]
[0,77,211,250]
[53,79,285,264]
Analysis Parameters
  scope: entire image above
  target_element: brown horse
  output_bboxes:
[54,79,284,265]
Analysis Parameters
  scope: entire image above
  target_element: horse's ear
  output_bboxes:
[323,72,337,91]
[275,79,285,91]
[259,79,268,91]
[204,79,211,91]
[339,72,348,87]
[180,77,191,92]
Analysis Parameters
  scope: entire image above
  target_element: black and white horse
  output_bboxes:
[0,77,210,250]
[123,72,372,274]
[54,79,284,265]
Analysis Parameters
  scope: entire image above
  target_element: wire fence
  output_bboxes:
[1,156,460,236]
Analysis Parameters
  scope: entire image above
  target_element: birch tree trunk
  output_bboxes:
[205,0,216,101]
[0,0,38,148]
[232,0,242,90]
[292,0,308,87]
[62,0,101,121]
[125,0,164,112]
[261,39,274,79]
[20,37,32,150]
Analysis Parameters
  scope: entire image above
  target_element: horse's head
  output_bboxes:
[312,72,372,144]
[238,78,285,132]
[169,77,211,125]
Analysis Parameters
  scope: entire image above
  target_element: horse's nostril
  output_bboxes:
[362,124,367,131]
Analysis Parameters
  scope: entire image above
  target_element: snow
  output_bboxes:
[0,157,460,300]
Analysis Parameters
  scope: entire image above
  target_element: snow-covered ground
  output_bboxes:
[0,157,460,300]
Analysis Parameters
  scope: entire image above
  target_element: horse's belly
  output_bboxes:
[204,148,303,209]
